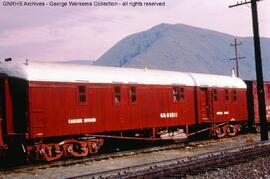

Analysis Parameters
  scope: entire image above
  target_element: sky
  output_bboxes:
[0,0,269,62]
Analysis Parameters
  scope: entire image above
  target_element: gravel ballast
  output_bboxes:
[187,156,270,179]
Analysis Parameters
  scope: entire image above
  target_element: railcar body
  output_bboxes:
[246,81,270,127]
[0,61,248,161]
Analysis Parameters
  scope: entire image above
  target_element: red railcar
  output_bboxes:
[0,61,248,161]
[246,81,270,128]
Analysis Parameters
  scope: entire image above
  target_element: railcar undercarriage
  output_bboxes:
[0,122,247,163]
[24,138,104,162]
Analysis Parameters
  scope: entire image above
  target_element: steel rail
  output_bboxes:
[1,133,235,171]
[0,142,186,172]
[63,140,270,179]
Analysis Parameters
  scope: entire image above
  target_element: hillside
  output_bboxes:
[94,23,270,80]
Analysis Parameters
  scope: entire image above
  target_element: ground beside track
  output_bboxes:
[186,155,270,179]
[0,133,265,179]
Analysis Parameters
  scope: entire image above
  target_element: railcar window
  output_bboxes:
[232,90,237,101]
[213,89,218,101]
[179,88,184,100]
[130,87,136,103]
[114,86,121,104]
[225,89,229,101]
[78,85,86,103]
[173,87,180,102]
[173,87,184,102]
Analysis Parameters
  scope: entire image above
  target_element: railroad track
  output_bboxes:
[0,135,242,174]
[1,142,186,172]
[63,140,270,179]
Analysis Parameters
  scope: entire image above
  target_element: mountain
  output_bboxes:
[94,23,270,80]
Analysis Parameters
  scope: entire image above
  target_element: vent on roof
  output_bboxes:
[5,58,12,62]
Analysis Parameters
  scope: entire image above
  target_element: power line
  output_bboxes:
[229,0,263,8]
[229,38,245,77]
[229,0,268,141]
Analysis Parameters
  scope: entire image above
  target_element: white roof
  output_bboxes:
[0,61,246,89]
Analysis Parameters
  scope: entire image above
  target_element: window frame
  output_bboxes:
[224,89,229,101]
[78,85,87,105]
[213,89,218,101]
[173,86,185,102]
[232,89,237,102]
[129,86,137,104]
[114,86,121,104]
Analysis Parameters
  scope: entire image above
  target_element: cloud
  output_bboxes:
[0,0,269,62]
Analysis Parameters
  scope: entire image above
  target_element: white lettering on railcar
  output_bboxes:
[68,118,96,124]
[224,111,229,115]
[216,111,223,115]
[160,112,178,118]
[266,106,270,117]
[36,133,43,136]
[216,111,230,115]
[68,119,83,124]
[84,118,96,123]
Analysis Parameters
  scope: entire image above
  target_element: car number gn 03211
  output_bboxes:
[160,112,178,118]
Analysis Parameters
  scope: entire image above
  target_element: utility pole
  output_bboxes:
[229,38,245,77]
[120,59,123,67]
[229,0,268,141]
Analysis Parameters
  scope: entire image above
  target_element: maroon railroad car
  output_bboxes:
[246,81,270,129]
[0,61,248,161]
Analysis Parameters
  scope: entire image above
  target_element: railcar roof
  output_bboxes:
[0,61,246,88]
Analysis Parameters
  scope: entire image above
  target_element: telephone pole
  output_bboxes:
[229,0,268,141]
[229,38,245,77]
